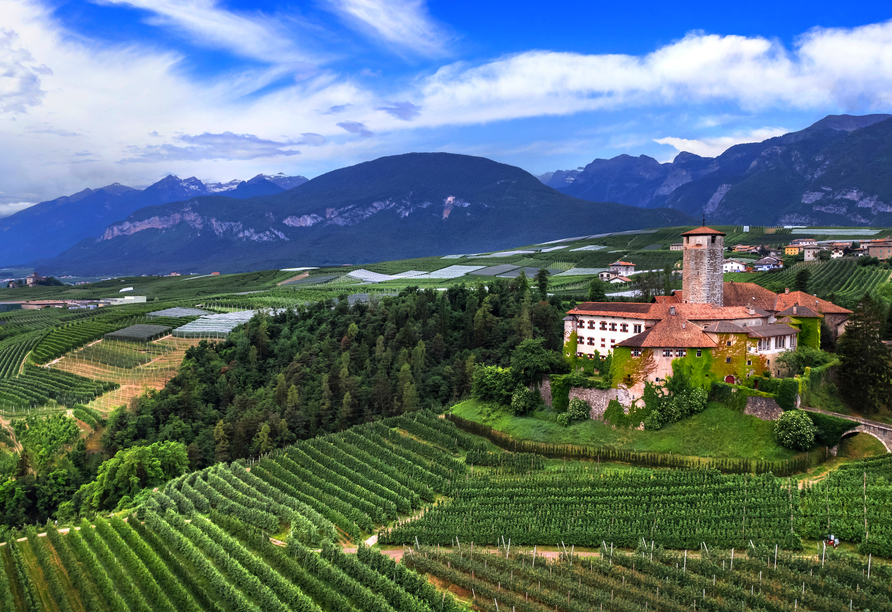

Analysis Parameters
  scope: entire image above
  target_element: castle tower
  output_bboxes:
[681,225,726,306]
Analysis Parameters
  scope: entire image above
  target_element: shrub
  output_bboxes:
[775,378,800,411]
[557,397,591,426]
[472,365,516,406]
[774,410,817,450]
[510,386,537,415]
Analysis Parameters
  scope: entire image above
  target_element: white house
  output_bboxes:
[722,259,748,273]
[609,261,636,275]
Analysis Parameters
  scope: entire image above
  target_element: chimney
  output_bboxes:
[785,288,790,294]
[748,306,754,315]
[682,322,686,329]
[793,306,797,315]
[669,306,676,316]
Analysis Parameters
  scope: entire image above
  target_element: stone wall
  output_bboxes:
[743,396,784,421]
[537,378,633,420]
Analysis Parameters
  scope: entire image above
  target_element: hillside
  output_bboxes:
[0,173,307,266]
[542,114,892,226]
[34,153,694,275]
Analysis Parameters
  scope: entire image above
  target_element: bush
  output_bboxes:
[644,387,707,430]
[472,365,516,406]
[510,386,537,415]
[558,397,591,426]
[775,378,800,411]
[774,410,817,450]
[776,347,836,377]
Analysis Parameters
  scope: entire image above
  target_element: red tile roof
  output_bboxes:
[568,302,653,319]
[617,316,716,349]
[722,281,778,312]
[776,305,823,318]
[611,261,635,266]
[775,291,852,315]
[681,226,726,236]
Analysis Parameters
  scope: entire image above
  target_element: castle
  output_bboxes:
[564,226,851,395]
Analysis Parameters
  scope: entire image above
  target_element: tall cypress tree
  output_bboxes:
[836,295,892,414]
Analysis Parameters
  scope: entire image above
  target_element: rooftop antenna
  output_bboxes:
[702,216,706,226]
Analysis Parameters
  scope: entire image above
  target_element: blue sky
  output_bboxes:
[1,0,891,214]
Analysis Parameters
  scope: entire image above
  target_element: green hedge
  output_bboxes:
[807,411,857,447]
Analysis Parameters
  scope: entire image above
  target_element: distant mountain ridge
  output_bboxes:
[540,114,892,226]
[34,153,694,275]
[0,173,308,266]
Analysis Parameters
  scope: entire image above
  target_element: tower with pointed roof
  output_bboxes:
[682,224,726,307]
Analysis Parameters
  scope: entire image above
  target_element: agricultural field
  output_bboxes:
[0,365,116,414]
[379,469,802,549]
[725,259,891,303]
[407,542,892,612]
[0,411,889,612]
[51,336,202,413]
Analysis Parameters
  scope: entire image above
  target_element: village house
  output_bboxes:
[609,261,636,275]
[752,256,783,271]
[803,245,823,261]
[867,239,892,260]
[669,243,684,251]
[564,226,851,395]
[722,259,748,273]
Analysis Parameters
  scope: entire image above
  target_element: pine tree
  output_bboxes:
[836,295,892,414]
[213,420,229,463]
[588,279,608,302]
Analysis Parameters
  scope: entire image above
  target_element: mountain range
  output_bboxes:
[539,114,892,226]
[0,173,307,266]
[28,153,692,275]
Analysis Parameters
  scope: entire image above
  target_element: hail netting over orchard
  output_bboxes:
[173,310,284,338]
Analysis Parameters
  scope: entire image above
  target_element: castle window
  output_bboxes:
[676,349,686,357]
[696,349,702,357]
[632,349,641,357]
[620,323,628,333]
[725,357,732,364]
[663,349,672,357]
[726,341,732,346]
[601,339,605,348]
[746,360,752,366]
[577,320,584,328]
[634,324,642,333]
[600,321,607,330]
[588,321,595,329]
[609,323,617,331]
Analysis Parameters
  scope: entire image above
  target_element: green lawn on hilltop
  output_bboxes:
[452,399,798,461]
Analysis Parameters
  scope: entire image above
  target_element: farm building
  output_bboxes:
[565,225,852,394]
[669,243,684,251]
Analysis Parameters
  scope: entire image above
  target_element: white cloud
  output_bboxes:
[0,201,36,218]
[0,28,49,112]
[404,22,892,129]
[654,127,789,159]
[324,0,449,57]
[95,0,317,66]
[3,1,892,206]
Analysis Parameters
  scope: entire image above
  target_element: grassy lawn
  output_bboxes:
[452,399,798,461]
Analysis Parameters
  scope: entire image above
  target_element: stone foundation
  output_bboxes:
[743,396,784,421]
[537,379,634,420]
